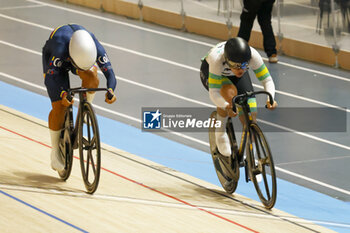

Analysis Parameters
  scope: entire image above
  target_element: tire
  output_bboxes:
[79,102,101,194]
[246,123,277,209]
[58,112,73,181]
[208,111,239,194]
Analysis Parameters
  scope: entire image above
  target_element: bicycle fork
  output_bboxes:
[238,129,251,183]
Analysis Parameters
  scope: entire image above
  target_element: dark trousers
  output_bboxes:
[237,0,277,57]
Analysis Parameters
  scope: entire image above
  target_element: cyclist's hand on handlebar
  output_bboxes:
[266,100,278,110]
[225,104,237,117]
[105,88,116,104]
[61,91,74,107]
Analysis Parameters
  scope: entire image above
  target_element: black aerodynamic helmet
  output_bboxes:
[224,37,251,64]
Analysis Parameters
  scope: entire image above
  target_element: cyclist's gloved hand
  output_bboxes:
[61,91,74,107]
[266,100,278,110]
[105,88,116,104]
[225,104,237,117]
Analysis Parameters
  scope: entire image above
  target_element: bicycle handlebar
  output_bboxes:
[231,91,274,112]
[66,87,112,102]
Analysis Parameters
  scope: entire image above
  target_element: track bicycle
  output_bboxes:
[209,91,277,209]
[58,87,111,194]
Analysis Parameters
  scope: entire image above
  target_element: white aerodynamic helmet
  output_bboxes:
[69,30,97,70]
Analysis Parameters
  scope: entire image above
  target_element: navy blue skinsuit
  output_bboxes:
[42,24,117,102]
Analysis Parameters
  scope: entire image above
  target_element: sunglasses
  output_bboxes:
[226,59,249,70]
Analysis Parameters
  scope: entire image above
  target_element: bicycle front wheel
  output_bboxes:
[58,112,73,181]
[208,111,239,194]
[246,123,277,209]
[79,102,101,194]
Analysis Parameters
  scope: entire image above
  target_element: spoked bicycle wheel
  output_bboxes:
[208,111,239,194]
[58,112,73,181]
[79,102,101,194]
[246,123,277,209]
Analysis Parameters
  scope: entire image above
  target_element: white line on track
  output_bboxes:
[0,40,41,56]
[276,167,350,196]
[0,4,44,10]
[22,0,350,82]
[100,41,198,72]
[26,0,214,47]
[276,155,350,166]
[0,12,52,30]
[1,183,349,229]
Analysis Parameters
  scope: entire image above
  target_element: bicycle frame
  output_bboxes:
[229,101,253,182]
[66,92,86,149]
[66,87,108,148]
[231,91,274,182]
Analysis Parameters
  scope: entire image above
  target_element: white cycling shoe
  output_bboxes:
[215,114,231,157]
[49,129,65,172]
[215,130,232,157]
[50,149,65,172]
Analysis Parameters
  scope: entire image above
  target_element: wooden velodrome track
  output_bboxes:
[0,104,335,232]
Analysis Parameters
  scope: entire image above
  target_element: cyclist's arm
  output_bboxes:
[92,34,117,91]
[44,46,69,100]
[206,43,231,109]
[208,73,229,109]
[250,47,276,100]
[69,62,79,75]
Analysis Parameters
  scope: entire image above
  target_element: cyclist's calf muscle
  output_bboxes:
[49,101,68,131]
[219,83,258,125]
[78,65,99,92]
[217,84,237,117]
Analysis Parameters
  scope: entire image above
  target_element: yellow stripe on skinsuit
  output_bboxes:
[208,77,222,85]
[255,66,268,79]
[50,24,65,39]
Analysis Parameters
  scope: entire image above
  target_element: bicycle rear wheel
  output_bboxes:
[208,111,239,194]
[79,102,101,194]
[246,123,277,209]
[58,112,73,180]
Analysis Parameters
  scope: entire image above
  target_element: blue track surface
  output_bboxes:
[1,80,350,232]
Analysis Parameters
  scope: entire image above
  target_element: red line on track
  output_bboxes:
[1,125,259,233]
[0,126,51,148]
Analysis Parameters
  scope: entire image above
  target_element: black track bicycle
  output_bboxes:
[58,87,111,194]
[209,91,277,209]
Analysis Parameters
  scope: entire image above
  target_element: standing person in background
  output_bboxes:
[237,0,278,63]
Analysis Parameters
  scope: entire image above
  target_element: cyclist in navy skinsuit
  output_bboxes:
[42,24,117,173]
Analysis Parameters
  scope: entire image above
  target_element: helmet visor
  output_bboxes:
[226,59,249,70]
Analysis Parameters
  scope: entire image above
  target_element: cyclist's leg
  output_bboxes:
[215,78,237,157]
[44,68,70,172]
[231,72,257,126]
[78,64,99,103]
